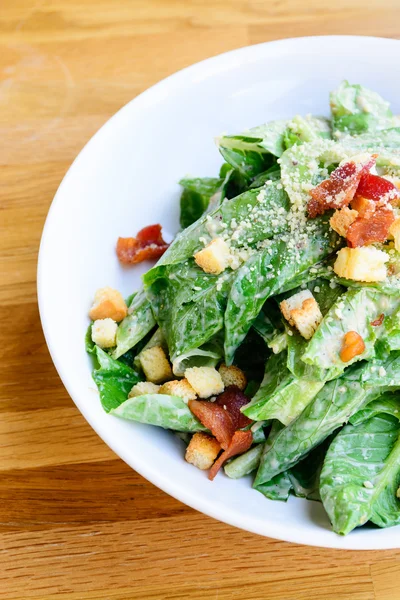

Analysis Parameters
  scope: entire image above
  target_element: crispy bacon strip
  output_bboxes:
[208,430,253,481]
[356,173,399,204]
[189,400,235,450]
[214,386,252,430]
[347,207,395,247]
[117,224,169,265]
[189,386,251,450]
[308,155,376,218]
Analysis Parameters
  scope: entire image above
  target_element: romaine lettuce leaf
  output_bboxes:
[179,176,225,229]
[289,435,334,501]
[350,392,400,426]
[92,347,142,412]
[172,335,224,377]
[111,394,206,432]
[283,115,331,149]
[254,353,400,487]
[320,411,400,534]
[330,80,394,134]
[112,290,156,359]
[253,421,293,501]
[242,351,323,425]
[217,120,288,178]
[302,288,400,378]
[224,443,264,479]
[159,183,290,266]
[224,217,336,363]
[145,259,234,360]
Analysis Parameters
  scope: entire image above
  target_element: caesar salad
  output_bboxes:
[86,81,400,536]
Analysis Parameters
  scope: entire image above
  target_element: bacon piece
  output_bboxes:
[189,400,235,450]
[371,314,384,327]
[116,224,169,265]
[214,386,252,430]
[347,207,395,247]
[208,430,253,480]
[308,155,376,218]
[189,386,251,450]
[356,173,399,204]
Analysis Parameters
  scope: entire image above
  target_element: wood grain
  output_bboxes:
[1,1,400,598]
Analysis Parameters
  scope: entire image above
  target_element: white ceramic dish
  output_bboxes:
[38,35,400,549]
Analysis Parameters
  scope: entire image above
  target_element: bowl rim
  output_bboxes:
[38,35,400,550]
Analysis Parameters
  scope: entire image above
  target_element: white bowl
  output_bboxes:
[38,35,400,549]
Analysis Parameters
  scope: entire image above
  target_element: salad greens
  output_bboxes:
[87,81,400,536]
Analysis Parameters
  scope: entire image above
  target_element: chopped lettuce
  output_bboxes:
[112,394,206,432]
[320,410,400,534]
[254,353,400,487]
[92,347,142,412]
[330,80,394,134]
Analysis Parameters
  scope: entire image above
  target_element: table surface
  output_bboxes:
[2,1,400,598]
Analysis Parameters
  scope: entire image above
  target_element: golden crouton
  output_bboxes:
[184,366,224,398]
[334,247,388,282]
[185,433,221,470]
[128,381,160,398]
[139,346,173,384]
[351,195,376,218]
[159,379,197,403]
[91,318,118,349]
[89,287,128,322]
[329,207,358,237]
[280,290,322,340]
[218,364,247,391]
[194,238,231,275]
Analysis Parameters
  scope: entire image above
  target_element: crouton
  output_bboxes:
[89,287,128,322]
[139,346,173,384]
[185,366,224,399]
[194,238,231,275]
[128,381,160,398]
[334,247,388,282]
[185,432,221,470]
[91,318,118,348]
[351,196,376,219]
[329,207,359,237]
[159,379,197,403]
[389,218,400,252]
[218,364,247,391]
[280,289,311,326]
[280,290,322,340]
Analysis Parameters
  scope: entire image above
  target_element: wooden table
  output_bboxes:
[2,1,400,598]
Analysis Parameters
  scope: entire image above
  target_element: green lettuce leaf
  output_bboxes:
[145,259,234,360]
[111,394,206,432]
[112,290,156,359]
[242,351,323,425]
[217,120,288,178]
[283,115,331,149]
[179,177,224,229]
[224,444,264,479]
[159,183,290,267]
[254,353,400,487]
[224,217,336,363]
[302,288,400,379]
[320,410,400,535]
[350,393,400,426]
[330,80,394,134]
[92,347,142,412]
